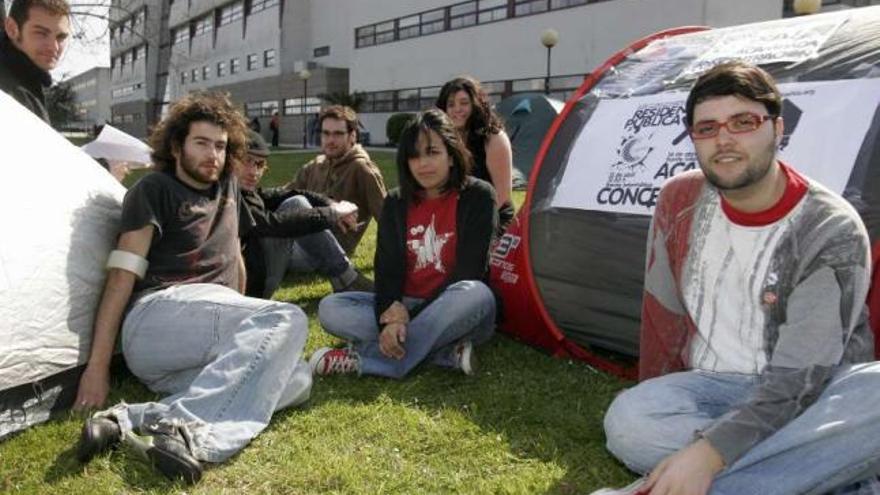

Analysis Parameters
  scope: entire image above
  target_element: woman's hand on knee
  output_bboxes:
[380,301,410,325]
[379,323,407,360]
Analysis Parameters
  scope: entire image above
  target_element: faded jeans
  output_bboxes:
[107,283,312,463]
[260,195,351,298]
[603,364,880,494]
[318,280,496,379]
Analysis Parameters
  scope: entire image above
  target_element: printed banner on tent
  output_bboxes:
[551,78,880,216]
[680,15,845,78]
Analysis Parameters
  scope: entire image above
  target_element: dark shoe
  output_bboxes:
[77,416,122,463]
[337,272,374,293]
[145,432,203,485]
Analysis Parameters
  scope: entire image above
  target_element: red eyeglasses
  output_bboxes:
[689,112,775,140]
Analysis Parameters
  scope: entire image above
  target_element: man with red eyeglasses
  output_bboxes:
[598,61,880,495]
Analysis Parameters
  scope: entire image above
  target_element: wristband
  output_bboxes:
[105,250,149,279]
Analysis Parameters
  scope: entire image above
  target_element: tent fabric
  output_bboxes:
[496,93,564,188]
[0,92,124,439]
[490,8,880,378]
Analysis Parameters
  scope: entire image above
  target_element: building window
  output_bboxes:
[550,0,588,7]
[181,71,187,85]
[375,21,395,45]
[397,88,421,111]
[202,65,210,80]
[247,53,258,70]
[217,61,227,77]
[450,2,477,29]
[249,0,279,15]
[283,97,321,115]
[420,86,441,109]
[173,26,189,45]
[191,68,199,82]
[134,45,146,61]
[398,15,420,40]
[479,0,509,23]
[421,8,445,35]
[193,15,213,36]
[231,57,240,74]
[514,0,548,16]
[219,1,244,26]
[313,45,330,58]
[264,49,276,67]
[246,100,280,117]
[356,25,375,48]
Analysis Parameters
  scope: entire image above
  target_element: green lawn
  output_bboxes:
[0,149,635,494]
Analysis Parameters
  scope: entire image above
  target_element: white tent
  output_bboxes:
[0,92,124,439]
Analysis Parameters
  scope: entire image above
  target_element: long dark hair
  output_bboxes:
[435,76,503,150]
[396,109,473,201]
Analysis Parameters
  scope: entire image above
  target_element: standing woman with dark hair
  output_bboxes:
[312,109,497,379]
[436,76,514,235]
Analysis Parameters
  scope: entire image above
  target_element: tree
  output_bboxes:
[320,91,369,113]
[46,81,79,129]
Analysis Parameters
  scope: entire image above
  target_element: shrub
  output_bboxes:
[386,112,416,146]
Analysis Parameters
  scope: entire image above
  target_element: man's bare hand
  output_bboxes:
[331,201,359,232]
[73,364,110,411]
[642,439,725,495]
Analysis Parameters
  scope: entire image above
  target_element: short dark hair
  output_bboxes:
[7,0,70,28]
[148,91,248,177]
[396,109,472,201]
[685,60,782,126]
[319,105,358,135]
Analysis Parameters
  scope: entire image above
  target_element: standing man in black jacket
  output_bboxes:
[0,0,70,123]
[238,130,373,298]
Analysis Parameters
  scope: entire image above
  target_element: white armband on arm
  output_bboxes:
[105,250,149,279]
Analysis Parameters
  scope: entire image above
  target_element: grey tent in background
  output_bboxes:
[497,93,564,188]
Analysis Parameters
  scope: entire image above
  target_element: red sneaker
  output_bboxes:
[309,347,361,376]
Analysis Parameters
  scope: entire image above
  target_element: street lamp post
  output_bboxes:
[540,28,559,96]
[298,68,312,149]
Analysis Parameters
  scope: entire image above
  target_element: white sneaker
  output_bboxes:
[309,347,360,376]
[589,477,647,495]
[454,340,476,376]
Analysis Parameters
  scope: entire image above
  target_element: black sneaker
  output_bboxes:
[336,272,374,293]
[128,421,203,484]
[77,416,122,463]
[145,432,203,485]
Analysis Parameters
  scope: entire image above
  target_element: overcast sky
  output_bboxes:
[51,1,110,81]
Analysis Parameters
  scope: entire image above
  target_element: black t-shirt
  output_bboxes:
[121,171,242,297]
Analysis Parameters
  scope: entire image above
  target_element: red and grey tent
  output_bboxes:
[490,6,880,379]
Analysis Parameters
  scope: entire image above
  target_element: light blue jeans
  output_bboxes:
[108,283,312,463]
[604,364,880,494]
[260,195,351,297]
[317,280,496,379]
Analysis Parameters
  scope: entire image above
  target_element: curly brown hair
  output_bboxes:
[149,91,248,177]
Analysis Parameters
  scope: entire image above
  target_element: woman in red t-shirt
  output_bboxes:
[313,109,498,379]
